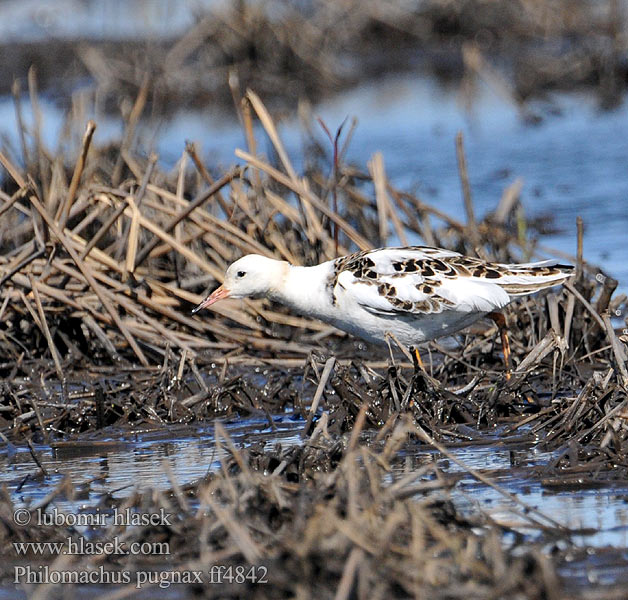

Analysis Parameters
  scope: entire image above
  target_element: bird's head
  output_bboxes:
[192,254,289,313]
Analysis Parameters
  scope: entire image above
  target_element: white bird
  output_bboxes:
[192,246,574,368]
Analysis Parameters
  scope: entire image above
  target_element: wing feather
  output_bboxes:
[332,246,571,316]
[334,247,511,316]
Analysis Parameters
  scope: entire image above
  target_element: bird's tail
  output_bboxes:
[496,260,574,296]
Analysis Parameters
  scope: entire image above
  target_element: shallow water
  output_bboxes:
[0,0,215,42]
[3,414,628,553]
[3,414,303,510]
[434,443,628,548]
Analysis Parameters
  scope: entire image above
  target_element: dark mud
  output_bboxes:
[2,328,628,598]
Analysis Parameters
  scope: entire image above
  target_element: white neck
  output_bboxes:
[270,262,334,319]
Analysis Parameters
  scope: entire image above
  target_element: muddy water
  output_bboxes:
[3,415,628,551]
[2,414,302,508]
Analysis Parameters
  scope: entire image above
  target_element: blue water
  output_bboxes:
[312,79,628,278]
[3,415,303,511]
[0,0,216,42]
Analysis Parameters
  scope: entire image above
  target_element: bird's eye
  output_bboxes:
[236,271,246,278]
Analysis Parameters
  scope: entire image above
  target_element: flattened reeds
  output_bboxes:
[0,87,626,426]
[0,78,627,600]
[0,417,573,599]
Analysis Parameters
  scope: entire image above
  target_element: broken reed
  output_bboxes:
[0,86,626,380]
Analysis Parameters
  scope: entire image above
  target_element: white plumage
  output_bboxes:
[193,246,574,349]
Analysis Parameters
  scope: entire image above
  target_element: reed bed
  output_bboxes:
[1,81,628,597]
[1,81,627,448]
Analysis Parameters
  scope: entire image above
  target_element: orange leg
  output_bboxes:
[408,346,425,408]
[412,346,425,370]
[488,312,512,379]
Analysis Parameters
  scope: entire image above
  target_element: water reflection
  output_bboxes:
[3,416,303,509]
[3,415,628,551]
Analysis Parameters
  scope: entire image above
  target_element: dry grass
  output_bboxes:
[1,80,627,441]
[1,70,628,598]
[0,417,567,600]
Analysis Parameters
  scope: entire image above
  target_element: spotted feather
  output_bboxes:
[330,246,574,316]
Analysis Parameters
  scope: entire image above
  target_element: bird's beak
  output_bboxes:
[191,285,230,314]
